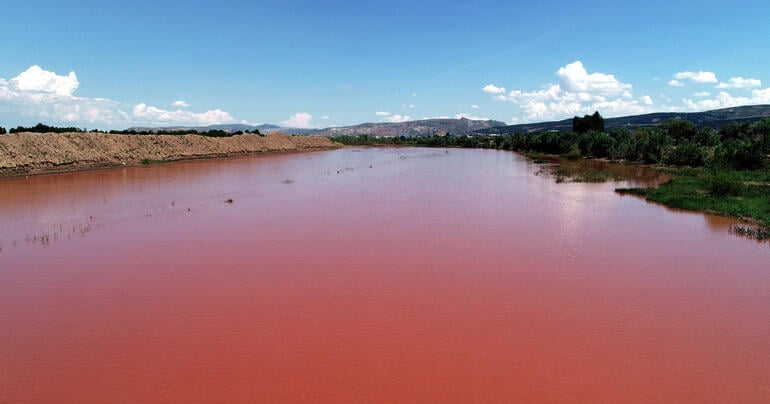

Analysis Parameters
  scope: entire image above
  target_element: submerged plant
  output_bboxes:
[731,225,770,241]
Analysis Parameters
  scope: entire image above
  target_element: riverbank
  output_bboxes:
[526,152,770,238]
[616,167,770,235]
[0,132,341,177]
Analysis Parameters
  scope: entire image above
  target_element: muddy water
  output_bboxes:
[1,148,769,402]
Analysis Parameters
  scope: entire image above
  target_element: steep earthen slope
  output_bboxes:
[0,132,340,177]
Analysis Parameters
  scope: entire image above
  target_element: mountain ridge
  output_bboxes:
[126,104,770,136]
[477,104,770,135]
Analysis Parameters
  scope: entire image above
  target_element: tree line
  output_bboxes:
[333,113,770,170]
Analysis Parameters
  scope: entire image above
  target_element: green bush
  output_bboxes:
[663,141,707,167]
[706,169,745,197]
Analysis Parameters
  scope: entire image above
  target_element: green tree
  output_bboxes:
[663,118,697,143]
[572,111,604,134]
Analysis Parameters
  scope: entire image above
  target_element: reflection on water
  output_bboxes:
[1,148,769,402]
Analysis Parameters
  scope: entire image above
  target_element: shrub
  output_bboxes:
[706,169,745,197]
[663,141,707,167]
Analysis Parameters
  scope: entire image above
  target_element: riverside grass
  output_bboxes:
[529,152,770,235]
[616,167,770,228]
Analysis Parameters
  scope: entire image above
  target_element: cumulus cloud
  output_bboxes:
[557,61,631,94]
[374,111,413,123]
[716,76,762,89]
[384,114,411,123]
[640,95,653,106]
[281,112,316,128]
[485,60,652,122]
[482,84,506,95]
[171,100,190,108]
[470,104,479,109]
[133,103,235,125]
[694,91,711,97]
[0,65,240,128]
[10,65,79,96]
[682,88,770,111]
[674,70,718,83]
[668,80,684,87]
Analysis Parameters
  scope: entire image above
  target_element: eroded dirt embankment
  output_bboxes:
[0,132,341,177]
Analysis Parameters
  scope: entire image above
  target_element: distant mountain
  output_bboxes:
[477,104,770,135]
[124,105,770,137]
[126,118,505,136]
[311,118,507,137]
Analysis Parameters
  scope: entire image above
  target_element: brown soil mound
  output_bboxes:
[0,132,341,177]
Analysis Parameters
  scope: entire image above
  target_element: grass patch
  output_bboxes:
[616,168,770,228]
[547,161,622,183]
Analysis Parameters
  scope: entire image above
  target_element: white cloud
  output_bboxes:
[557,61,631,94]
[0,65,240,128]
[694,91,711,97]
[321,115,331,120]
[384,114,411,123]
[716,76,762,89]
[375,110,415,122]
[470,104,479,109]
[681,88,770,111]
[485,60,651,122]
[482,84,506,95]
[674,70,718,83]
[171,100,190,108]
[10,65,79,96]
[281,112,316,128]
[668,80,684,87]
[132,103,235,125]
[640,95,654,106]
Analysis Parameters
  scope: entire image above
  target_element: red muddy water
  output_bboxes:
[1,148,769,402]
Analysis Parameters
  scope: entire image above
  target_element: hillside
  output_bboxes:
[477,104,770,135]
[312,118,507,137]
[0,132,340,177]
[132,118,507,137]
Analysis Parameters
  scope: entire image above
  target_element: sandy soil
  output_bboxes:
[0,132,341,177]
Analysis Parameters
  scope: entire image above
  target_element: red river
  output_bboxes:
[1,148,769,402]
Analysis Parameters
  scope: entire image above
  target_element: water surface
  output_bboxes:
[1,148,769,402]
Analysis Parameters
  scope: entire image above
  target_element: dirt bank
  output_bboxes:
[0,132,341,177]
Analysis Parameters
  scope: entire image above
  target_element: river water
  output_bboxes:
[1,148,768,402]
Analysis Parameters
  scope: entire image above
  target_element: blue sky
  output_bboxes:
[2,0,769,129]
